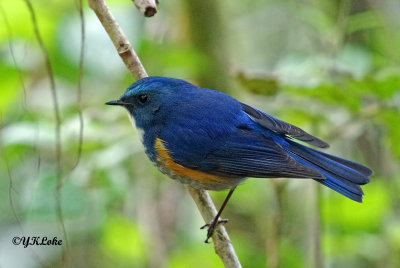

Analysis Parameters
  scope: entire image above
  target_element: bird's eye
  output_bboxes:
[138,94,148,104]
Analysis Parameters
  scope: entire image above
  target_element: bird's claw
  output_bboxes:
[200,218,229,243]
[200,218,228,229]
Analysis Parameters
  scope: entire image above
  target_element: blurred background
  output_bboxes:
[1,0,399,267]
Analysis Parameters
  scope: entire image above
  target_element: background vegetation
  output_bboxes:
[1,0,399,267]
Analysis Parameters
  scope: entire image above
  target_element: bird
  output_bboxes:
[106,76,372,243]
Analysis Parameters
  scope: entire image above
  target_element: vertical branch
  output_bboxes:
[88,0,241,266]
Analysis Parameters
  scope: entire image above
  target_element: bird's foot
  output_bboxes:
[200,218,229,243]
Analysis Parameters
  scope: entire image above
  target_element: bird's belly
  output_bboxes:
[156,164,242,190]
[153,137,243,190]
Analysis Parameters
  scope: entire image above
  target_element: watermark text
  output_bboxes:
[12,236,62,248]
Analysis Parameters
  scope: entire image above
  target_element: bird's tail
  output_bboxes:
[286,140,372,202]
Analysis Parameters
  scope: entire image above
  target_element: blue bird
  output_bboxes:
[106,76,372,242]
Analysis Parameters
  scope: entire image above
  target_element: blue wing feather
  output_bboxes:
[199,129,324,179]
[241,102,329,148]
[286,139,371,202]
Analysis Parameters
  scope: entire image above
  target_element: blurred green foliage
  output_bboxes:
[1,0,400,267]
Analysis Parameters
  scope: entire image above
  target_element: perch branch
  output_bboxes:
[88,0,241,267]
[185,186,241,267]
[89,0,147,80]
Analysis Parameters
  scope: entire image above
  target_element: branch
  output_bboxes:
[133,0,158,17]
[89,0,147,80]
[88,0,241,266]
[185,186,241,267]
[23,0,62,178]
[24,0,70,264]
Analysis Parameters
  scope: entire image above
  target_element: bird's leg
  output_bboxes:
[201,186,236,243]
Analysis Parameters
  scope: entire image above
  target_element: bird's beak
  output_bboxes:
[105,99,127,106]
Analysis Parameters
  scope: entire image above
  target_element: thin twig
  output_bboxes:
[56,0,85,190]
[23,0,69,265]
[23,0,62,179]
[0,113,49,267]
[88,0,241,266]
[0,1,42,191]
[75,0,85,175]
[5,158,21,232]
[4,157,51,268]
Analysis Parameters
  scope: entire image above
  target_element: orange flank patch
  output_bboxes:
[154,138,227,184]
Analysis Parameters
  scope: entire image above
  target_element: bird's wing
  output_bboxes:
[162,127,324,180]
[240,102,329,148]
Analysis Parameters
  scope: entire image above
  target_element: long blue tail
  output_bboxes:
[287,140,372,202]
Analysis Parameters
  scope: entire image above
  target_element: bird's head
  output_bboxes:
[106,76,194,129]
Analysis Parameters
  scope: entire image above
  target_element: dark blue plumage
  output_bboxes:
[106,76,372,202]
